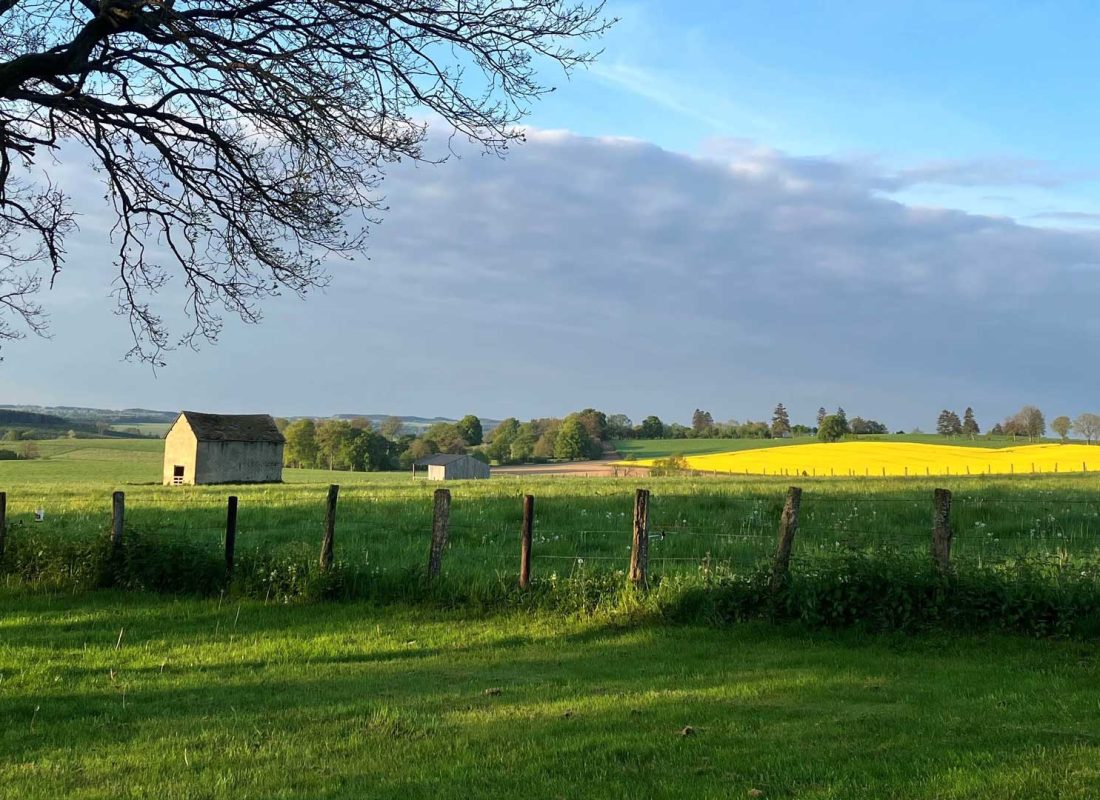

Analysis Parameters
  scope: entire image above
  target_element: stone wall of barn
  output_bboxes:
[194,440,285,484]
[162,420,198,485]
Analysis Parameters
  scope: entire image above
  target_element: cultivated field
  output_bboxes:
[613,434,1062,461]
[636,440,1100,478]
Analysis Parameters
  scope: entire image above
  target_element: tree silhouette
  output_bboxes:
[0,1,610,361]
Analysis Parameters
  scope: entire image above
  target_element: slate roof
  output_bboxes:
[414,453,471,467]
[178,411,286,444]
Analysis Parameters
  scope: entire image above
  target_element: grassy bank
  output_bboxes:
[1,592,1098,800]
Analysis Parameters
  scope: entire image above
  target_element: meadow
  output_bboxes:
[4,440,1100,798]
[2,592,1099,800]
[3,438,1100,597]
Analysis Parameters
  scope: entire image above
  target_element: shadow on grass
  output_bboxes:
[2,593,1099,799]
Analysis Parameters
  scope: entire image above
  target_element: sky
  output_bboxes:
[5,0,1100,430]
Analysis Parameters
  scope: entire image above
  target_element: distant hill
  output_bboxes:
[330,414,502,433]
[0,405,500,436]
[0,409,71,427]
[0,404,178,424]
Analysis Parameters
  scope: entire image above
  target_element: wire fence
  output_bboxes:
[3,486,1100,586]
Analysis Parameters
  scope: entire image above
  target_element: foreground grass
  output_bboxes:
[1,592,1098,799]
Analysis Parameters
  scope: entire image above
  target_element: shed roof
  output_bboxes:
[178,411,286,444]
[414,453,471,467]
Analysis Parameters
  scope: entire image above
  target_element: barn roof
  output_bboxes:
[414,453,471,467]
[178,411,286,444]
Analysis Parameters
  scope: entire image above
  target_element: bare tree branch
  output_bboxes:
[0,0,612,363]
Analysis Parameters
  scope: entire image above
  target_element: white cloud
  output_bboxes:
[5,129,1100,427]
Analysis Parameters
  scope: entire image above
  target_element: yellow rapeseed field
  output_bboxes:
[644,442,1100,478]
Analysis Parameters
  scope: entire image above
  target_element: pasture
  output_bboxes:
[3,439,1100,591]
[3,440,1100,798]
[2,593,1099,799]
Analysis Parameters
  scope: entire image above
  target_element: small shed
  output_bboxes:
[413,453,490,481]
[163,411,285,485]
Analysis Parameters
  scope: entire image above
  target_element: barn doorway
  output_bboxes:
[172,465,185,485]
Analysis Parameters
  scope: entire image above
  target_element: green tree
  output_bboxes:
[380,416,404,440]
[400,438,436,470]
[456,415,483,446]
[638,415,664,439]
[816,407,827,427]
[691,409,715,436]
[283,419,318,468]
[509,431,538,463]
[962,407,979,437]
[315,420,357,470]
[554,417,591,460]
[575,409,608,443]
[770,403,791,438]
[937,410,962,437]
[850,417,887,434]
[817,415,848,443]
[349,429,396,471]
[606,414,633,439]
[424,422,468,454]
[532,422,561,460]
[1052,415,1072,442]
[485,418,520,463]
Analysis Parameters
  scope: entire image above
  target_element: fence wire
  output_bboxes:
[5,488,1100,581]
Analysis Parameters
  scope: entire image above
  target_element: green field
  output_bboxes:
[3,440,1100,798]
[109,422,171,437]
[1,592,1098,799]
[3,438,1100,587]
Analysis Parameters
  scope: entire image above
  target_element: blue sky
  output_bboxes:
[6,1,1100,430]
[531,1,1100,220]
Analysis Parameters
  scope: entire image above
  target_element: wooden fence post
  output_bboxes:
[225,496,238,577]
[519,494,534,589]
[932,488,953,576]
[628,488,650,587]
[428,488,452,579]
[0,491,6,562]
[319,484,339,571]
[111,492,125,548]
[770,487,802,594]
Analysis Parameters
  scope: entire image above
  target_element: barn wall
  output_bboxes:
[440,458,491,480]
[194,441,284,484]
[162,419,198,485]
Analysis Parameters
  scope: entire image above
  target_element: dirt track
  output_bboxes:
[491,460,651,478]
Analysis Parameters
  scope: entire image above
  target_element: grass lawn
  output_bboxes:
[1,592,1098,799]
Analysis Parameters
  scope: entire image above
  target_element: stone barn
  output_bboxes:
[413,454,491,481]
[163,411,285,485]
